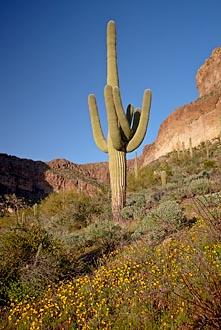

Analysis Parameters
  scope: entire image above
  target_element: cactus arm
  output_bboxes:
[107,20,119,87]
[113,86,132,141]
[126,89,151,153]
[104,85,124,151]
[88,94,108,153]
[131,108,141,133]
[126,104,134,126]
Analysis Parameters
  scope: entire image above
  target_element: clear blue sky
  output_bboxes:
[1,0,221,164]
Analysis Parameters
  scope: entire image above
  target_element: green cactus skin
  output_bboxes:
[134,151,138,180]
[33,203,38,217]
[88,20,151,221]
[189,137,193,159]
[176,142,181,160]
[205,141,210,158]
[160,170,167,188]
[22,212,26,223]
[182,142,185,159]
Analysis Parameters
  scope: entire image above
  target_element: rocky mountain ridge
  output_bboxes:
[140,46,221,166]
[0,46,221,205]
[0,154,108,210]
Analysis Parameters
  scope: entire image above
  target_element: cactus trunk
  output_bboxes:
[107,21,126,221]
[108,139,126,221]
[160,170,167,188]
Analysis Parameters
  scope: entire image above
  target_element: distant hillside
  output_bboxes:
[0,154,108,211]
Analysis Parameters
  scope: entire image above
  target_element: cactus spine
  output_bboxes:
[88,21,151,222]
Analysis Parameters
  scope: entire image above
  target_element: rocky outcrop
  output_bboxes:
[141,46,221,166]
[0,154,53,201]
[196,47,221,97]
[46,159,108,195]
[80,162,109,185]
[0,154,108,203]
[46,159,109,185]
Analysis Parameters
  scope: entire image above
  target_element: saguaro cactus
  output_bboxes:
[88,20,152,222]
[160,170,167,188]
[189,137,193,159]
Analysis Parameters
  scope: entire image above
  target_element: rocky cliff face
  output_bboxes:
[0,154,53,201]
[80,162,109,185]
[0,154,108,205]
[141,46,221,166]
[196,47,221,97]
[46,158,108,195]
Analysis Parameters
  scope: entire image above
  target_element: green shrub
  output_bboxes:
[0,216,64,304]
[82,220,122,250]
[132,200,187,241]
[121,189,171,221]
[187,178,211,196]
[5,281,29,304]
[204,159,216,170]
[127,165,159,192]
[0,190,114,305]
[121,193,145,220]
[39,190,111,233]
[121,205,134,220]
[40,191,95,227]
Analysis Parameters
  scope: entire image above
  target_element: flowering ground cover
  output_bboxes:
[6,217,221,330]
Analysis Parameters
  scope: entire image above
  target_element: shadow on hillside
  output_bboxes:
[0,153,53,204]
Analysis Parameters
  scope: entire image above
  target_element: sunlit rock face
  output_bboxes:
[140,46,221,166]
[196,47,221,97]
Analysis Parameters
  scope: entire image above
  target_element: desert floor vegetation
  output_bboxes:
[0,139,221,329]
